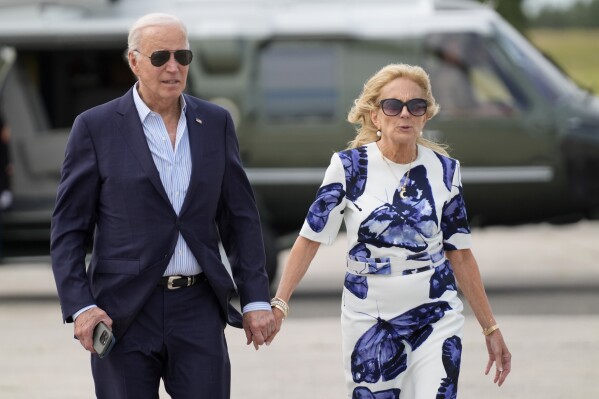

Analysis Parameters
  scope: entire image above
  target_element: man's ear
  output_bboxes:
[127,51,138,74]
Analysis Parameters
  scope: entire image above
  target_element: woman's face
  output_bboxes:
[370,77,428,148]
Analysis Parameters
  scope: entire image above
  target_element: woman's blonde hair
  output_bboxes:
[347,63,448,156]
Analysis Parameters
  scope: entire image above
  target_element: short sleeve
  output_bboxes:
[440,160,472,250]
[299,153,347,245]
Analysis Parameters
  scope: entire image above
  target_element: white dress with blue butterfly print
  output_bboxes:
[300,142,472,399]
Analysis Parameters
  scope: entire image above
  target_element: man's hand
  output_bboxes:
[74,307,113,353]
[242,309,275,350]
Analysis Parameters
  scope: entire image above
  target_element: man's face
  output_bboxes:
[129,24,189,107]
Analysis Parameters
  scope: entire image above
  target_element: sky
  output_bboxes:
[522,0,590,16]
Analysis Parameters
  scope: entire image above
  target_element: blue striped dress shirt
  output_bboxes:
[132,86,201,277]
[133,86,270,314]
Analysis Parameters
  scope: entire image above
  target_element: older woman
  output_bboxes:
[268,63,511,398]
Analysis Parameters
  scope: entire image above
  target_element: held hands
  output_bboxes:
[242,309,276,350]
[74,307,113,353]
[484,328,512,386]
[243,297,289,349]
[265,305,286,345]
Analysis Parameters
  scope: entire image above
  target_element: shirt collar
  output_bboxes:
[132,83,187,122]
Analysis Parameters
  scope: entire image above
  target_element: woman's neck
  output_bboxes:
[376,140,418,164]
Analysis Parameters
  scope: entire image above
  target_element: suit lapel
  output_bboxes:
[180,99,207,216]
[116,89,172,207]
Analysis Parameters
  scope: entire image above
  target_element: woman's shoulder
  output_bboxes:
[420,145,459,166]
[337,142,375,159]
[419,145,462,190]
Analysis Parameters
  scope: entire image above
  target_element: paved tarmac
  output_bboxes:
[1,220,599,398]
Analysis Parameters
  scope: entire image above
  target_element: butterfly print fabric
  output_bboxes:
[436,335,462,398]
[306,182,345,233]
[351,301,452,383]
[352,386,401,399]
[298,143,470,396]
[429,260,458,299]
[441,185,470,245]
[339,146,368,202]
[434,151,457,192]
[358,165,438,252]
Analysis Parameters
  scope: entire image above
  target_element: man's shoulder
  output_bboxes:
[78,89,131,121]
[183,94,230,118]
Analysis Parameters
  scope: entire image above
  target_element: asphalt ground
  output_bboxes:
[1,220,599,398]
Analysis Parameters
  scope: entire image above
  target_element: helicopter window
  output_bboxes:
[424,33,529,117]
[15,48,135,130]
[258,42,339,121]
[493,22,578,103]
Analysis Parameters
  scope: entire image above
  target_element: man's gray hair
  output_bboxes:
[128,13,189,52]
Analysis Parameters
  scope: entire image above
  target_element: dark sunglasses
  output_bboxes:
[379,98,428,117]
[134,49,193,67]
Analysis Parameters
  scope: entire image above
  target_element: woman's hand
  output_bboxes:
[484,329,511,386]
[265,306,286,345]
[265,236,321,345]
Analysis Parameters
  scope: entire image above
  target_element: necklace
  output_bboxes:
[378,144,417,199]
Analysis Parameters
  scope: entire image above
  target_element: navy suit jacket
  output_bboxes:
[50,88,270,338]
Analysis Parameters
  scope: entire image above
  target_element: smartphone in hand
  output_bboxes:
[93,322,116,358]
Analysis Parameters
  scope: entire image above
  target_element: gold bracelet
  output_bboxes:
[270,297,289,319]
[271,301,289,319]
[482,324,499,336]
[271,297,289,314]
[271,303,288,319]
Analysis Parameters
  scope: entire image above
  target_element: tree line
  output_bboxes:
[476,0,599,32]
[532,0,599,28]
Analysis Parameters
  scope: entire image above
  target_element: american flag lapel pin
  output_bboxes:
[195,117,203,124]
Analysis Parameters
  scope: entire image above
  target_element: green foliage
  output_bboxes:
[528,28,599,92]
[532,0,599,28]
[474,0,528,32]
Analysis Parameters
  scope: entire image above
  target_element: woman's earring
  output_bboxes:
[376,130,382,138]
[419,131,423,136]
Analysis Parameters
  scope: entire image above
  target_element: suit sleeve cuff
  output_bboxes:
[242,301,271,314]
[73,304,97,321]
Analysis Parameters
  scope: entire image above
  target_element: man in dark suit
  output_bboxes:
[50,13,275,399]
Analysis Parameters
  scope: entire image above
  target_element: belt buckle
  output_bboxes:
[167,276,181,290]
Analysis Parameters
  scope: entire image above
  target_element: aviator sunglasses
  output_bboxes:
[134,49,193,67]
[379,98,428,117]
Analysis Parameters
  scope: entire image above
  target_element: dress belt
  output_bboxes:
[158,273,205,290]
[346,247,446,276]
